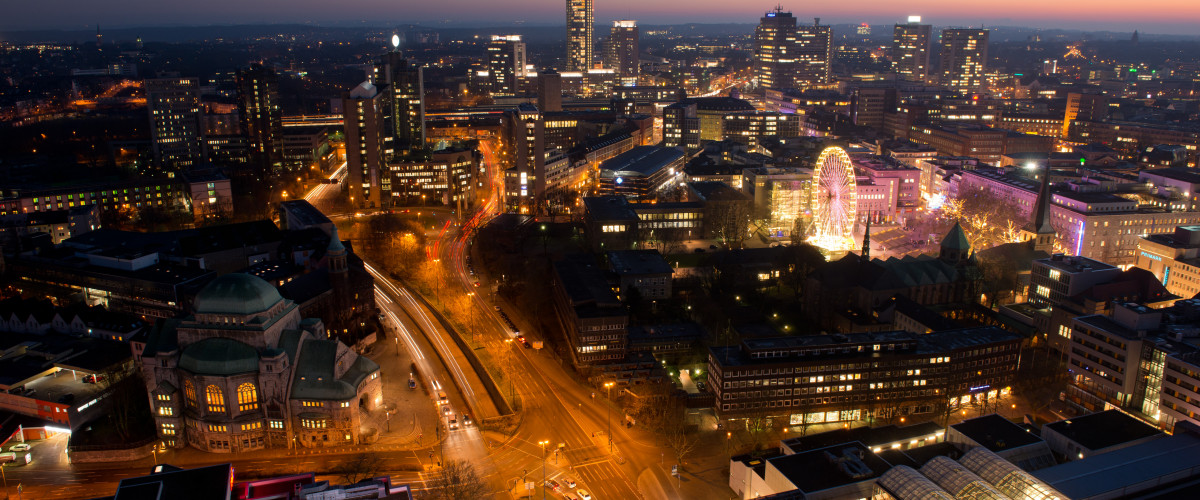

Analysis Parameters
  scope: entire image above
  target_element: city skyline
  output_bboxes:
[2,0,1199,36]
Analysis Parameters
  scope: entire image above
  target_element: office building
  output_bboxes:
[892,18,932,83]
[566,0,594,71]
[596,146,686,202]
[342,80,387,208]
[708,327,1022,424]
[139,273,382,452]
[940,29,989,95]
[606,21,639,82]
[486,35,527,97]
[537,70,563,112]
[551,254,629,366]
[795,20,833,87]
[146,77,206,169]
[1136,226,1200,298]
[754,8,799,90]
[374,52,425,151]
[236,64,283,173]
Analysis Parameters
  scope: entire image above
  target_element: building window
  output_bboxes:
[157,394,171,402]
[158,406,173,416]
[340,402,350,408]
[301,418,327,429]
[270,420,284,429]
[302,401,323,408]
[237,383,259,412]
[240,422,262,431]
[207,424,228,433]
[184,380,197,408]
[206,385,226,413]
[161,423,176,436]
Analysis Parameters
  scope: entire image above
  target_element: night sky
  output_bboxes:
[4,0,1198,34]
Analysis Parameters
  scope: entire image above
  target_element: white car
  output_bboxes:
[9,444,30,452]
[576,490,592,500]
[564,478,577,488]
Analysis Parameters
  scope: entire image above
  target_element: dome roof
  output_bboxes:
[179,338,259,376]
[194,273,283,315]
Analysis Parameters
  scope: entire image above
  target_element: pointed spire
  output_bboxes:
[1025,169,1055,237]
[862,213,871,260]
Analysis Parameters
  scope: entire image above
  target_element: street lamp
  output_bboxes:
[539,440,550,500]
[604,381,615,453]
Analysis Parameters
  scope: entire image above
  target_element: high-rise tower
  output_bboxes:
[236,64,283,173]
[486,35,527,97]
[146,77,206,170]
[342,81,387,208]
[374,52,426,152]
[940,28,989,95]
[754,8,799,90]
[795,18,833,87]
[566,0,594,71]
[892,17,932,83]
[606,20,640,83]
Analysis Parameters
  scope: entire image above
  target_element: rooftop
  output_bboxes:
[950,414,1044,452]
[599,146,684,177]
[1033,426,1200,500]
[771,441,893,494]
[608,249,672,276]
[1043,410,1163,451]
[782,421,943,453]
[112,463,232,500]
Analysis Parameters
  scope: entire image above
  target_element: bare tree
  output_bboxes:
[427,459,490,500]
[662,417,701,468]
[332,453,385,485]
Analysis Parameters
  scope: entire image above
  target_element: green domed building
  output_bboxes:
[139,273,382,453]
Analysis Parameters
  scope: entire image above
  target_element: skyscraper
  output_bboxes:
[566,0,594,71]
[892,17,932,83]
[374,52,426,152]
[754,8,798,90]
[606,20,639,82]
[236,64,283,173]
[795,19,833,87]
[486,35,527,97]
[146,77,206,170]
[940,28,990,95]
[342,81,387,208]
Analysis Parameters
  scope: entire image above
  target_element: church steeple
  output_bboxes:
[861,213,871,260]
[1022,169,1057,253]
[327,226,347,274]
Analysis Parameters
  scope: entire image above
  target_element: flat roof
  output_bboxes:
[770,441,892,493]
[599,146,684,177]
[1034,429,1200,499]
[113,463,232,500]
[1043,410,1162,451]
[782,422,943,452]
[608,249,672,276]
[951,414,1044,452]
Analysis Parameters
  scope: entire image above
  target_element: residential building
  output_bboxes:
[146,77,206,169]
[236,64,283,173]
[939,29,989,95]
[342,80,387,209]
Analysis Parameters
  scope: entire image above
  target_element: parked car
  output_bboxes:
[9,444,30,452]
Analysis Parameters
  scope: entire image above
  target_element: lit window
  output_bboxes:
[206,385,225,413]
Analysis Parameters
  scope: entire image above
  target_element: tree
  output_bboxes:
[662,414,700,468]
[774,243,825,301]
[108,371,150,440]
[332,453,385,485]
[427,459,489,500]
[978,256,1021,308]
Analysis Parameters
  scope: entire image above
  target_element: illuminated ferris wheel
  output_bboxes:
[809,146,857,250]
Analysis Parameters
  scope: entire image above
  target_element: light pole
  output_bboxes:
[539,440,549,500]
[604,382,615,453]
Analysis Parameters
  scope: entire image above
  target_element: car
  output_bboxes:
[577,489,592,500]
[442,405,452,415]
[448,417,458,430]
[563,478,577,488]
[408,379,417,389]
[437,392,449,405]
[709,244,718,250]
[463,414,473,426]
[521,339,532,349]
[516,335,526,343]
[693,248,705,253]
[494,305,501,312]
[563,495,578,500]
[696,381,706,391]
[9,444,30,452]
[544,480,561,491]
[473,281,481,287]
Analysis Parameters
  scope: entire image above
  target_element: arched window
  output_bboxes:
[237,383,258,412]
[184,379,197,408]
[206,385,225,413]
